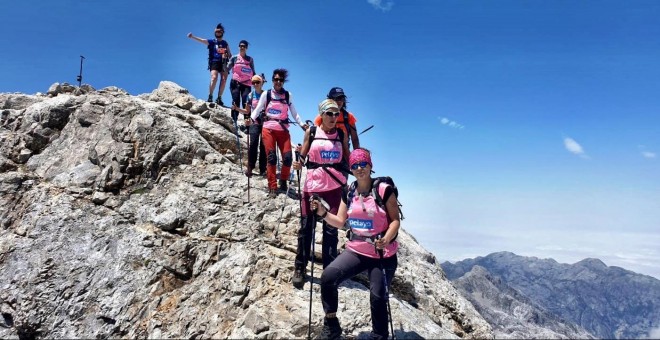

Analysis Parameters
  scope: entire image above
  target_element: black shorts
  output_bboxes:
[209,60,228,73]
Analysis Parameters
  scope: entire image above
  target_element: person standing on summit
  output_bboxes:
[187,23,231,106]
[248,69,308,197]
[227,40,255,123]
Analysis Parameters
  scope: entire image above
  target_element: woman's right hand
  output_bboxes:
[310,198,326,216]
[292,160,301,170]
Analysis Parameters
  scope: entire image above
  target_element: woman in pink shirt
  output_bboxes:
[310,148,401,340]
[291,99,350,289]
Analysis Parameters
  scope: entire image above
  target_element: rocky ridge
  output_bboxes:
[442,251,660,339]
[0,81,492,339]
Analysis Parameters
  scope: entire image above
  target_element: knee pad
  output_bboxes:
[282,151,293,166]
[267,150,278,165]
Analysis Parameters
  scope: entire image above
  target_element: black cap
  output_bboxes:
[327,87,346,99]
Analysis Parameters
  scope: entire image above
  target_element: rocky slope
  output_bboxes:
[451,265,593,339]
[442,251,660,339]
[0,81,492,339]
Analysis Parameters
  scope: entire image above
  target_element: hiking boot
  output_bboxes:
[292,268,305,289]
[207,94,213,103]
[316,317,342,340]
[245,166,253,178]
[215,97,224,107]
[259,170,267,177]
[268,189,277,198]
[278,179,288,192]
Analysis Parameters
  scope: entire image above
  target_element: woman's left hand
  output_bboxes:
[375,236,389,250]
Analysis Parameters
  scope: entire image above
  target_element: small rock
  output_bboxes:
[14,225,27,237]
[92,191,110,205]
[17,148,32,164]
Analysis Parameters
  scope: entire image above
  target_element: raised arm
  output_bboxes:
[187,33,209,45]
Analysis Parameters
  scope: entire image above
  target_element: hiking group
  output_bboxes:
[188,23,402,340]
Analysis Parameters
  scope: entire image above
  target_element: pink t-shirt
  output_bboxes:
[263,90,290,131]
[345,183,398,259]
[303,128,346,193]
[231,55,254,86]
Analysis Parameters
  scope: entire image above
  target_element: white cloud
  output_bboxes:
[637,145,656,159]
[642,151,656,159]
[645,326,660,339]
[438,117,465,129]
[367,0,394,11]
[563,137,588,159]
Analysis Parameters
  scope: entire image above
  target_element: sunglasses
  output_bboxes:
[239,45,247,48]
[272,78,284,82]
[350,161,370,170]
[333,96,346,101]
[252,81,262,85]
[324,111,340,117]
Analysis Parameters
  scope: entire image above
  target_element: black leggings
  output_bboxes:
[295,187,343,270]
[247,123,266,173]
[321,250,397,339]
[230,80,251,121]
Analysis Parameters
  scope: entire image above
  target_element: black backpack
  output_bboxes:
[306,126,347,186]
[347,176,404,221]
[263,89,291,128]
[308,125,344,145]
[265,89,290,107]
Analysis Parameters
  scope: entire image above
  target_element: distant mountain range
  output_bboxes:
[441,251,660,339]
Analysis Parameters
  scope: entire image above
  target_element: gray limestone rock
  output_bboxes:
[0,82,492,340]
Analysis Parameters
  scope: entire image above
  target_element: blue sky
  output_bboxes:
[2,0,659,279]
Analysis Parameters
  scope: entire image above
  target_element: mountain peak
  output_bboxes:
[575,257,608,269]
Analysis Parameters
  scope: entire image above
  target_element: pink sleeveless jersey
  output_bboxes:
[345,183,398,259]
[231,55,254,86]
[303,128,346,193]
[263,90,290,131]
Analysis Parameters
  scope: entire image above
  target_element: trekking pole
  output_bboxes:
[275,171,295,238]
[308,194,320,340]
[246,121,251,203]
[76,55,85,87]
[376,236,396,340]
[295,145,303,211]
[232,105,243,172]
[359,125,374,135]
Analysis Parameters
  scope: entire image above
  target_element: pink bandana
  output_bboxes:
[349,149,372,169]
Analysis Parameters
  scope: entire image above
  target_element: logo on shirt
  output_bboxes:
[348,218,373,230]
[267,108,282,115]
[241,67,252,73]
[320,150,340,160]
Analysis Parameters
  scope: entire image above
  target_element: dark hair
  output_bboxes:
[272,68,288,82]
[216,23,224,30]
[239,40,249,47]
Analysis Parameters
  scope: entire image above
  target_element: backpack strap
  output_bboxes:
[264,90,291,130]
[305,126,348,187]
[342,109,352,137]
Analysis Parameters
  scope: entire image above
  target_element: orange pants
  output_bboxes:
[261,128,293,190]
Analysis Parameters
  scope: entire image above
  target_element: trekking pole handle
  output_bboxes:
[375,235,385,258]
[309,194,330,214]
